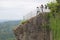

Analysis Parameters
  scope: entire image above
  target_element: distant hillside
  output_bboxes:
[0,20,20,40]
[0,20,8,23]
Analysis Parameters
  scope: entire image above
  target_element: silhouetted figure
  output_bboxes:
[36,7,40,14]
[45,5,47,9]
[40,4,44,12]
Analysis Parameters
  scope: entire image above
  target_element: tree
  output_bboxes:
[47,0,60,13]
[47,0,60,40]
[56,0,60,3]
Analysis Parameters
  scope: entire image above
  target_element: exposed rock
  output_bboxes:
[13,13,52,40]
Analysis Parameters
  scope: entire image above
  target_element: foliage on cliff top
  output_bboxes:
[47,0,60,40]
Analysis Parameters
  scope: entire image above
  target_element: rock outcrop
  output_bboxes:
[13,13,52,40]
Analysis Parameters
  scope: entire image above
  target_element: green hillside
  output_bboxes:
[0,20,20,40]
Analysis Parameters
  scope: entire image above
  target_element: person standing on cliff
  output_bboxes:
[45,5,48,9]
[40,4,44,13]
[36,7,40,15]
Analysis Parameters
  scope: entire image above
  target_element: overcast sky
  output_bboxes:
[0,0,53,20]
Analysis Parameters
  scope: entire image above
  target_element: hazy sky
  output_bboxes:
[0,0,53,20]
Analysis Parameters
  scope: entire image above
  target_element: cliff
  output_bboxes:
[13,13,52,40]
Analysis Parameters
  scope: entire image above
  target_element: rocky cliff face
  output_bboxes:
[13,13,52,40]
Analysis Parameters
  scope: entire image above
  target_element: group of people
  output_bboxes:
[36,4,48,14]
[23,4,48,20]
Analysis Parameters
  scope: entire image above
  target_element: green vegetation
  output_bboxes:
[20,20,28,24]
[0,20,20,40]
[47,0,60,40]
